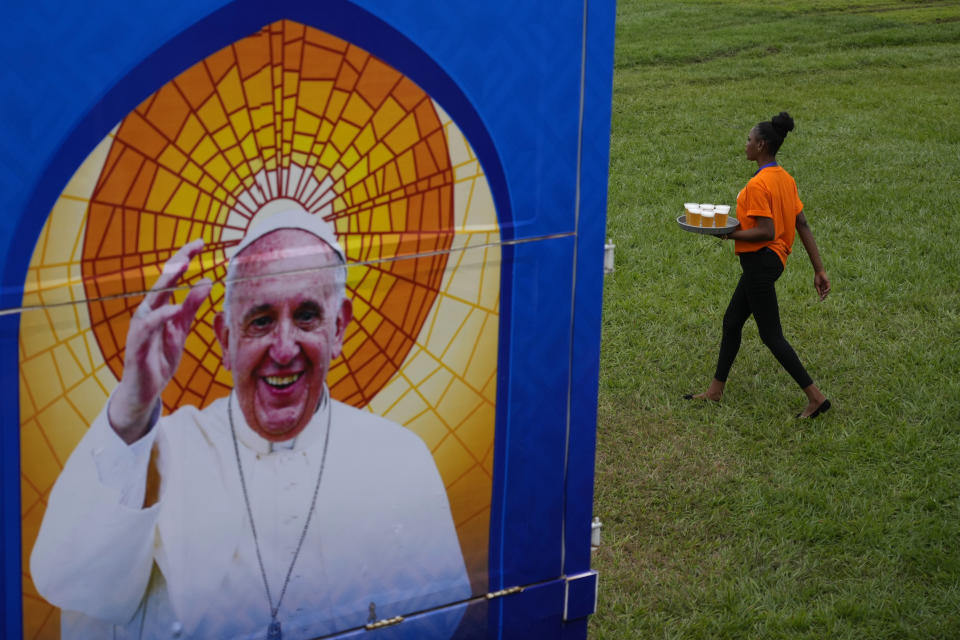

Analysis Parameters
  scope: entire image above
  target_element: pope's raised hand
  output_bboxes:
[108,239,213,443]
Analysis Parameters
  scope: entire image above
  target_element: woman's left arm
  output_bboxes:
[796,211,831,300]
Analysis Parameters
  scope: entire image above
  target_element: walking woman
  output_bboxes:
[688,112,832,418]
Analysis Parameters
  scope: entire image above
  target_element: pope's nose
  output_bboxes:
[268,320,300,363]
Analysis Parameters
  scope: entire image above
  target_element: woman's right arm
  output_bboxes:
[728,216,774,242]
[796,211,830,300]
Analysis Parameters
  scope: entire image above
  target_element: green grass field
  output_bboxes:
[590,1,960,638]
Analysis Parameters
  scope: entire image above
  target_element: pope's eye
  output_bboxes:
[247,315,273,333]
[295,307,320,324]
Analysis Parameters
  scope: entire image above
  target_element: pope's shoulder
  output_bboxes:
[326,399,444,496]
[329,398,431,453]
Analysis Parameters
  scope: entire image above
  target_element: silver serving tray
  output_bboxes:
[677,215,739,235]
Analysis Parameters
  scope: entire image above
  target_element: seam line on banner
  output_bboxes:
[0,232,575,317]
[561,0,590,576]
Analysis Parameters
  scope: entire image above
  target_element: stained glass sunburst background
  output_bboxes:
[19,20,498,640]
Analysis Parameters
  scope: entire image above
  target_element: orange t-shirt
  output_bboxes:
[734,165,803,266]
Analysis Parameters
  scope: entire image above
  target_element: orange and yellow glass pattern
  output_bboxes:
[83,20,456,410]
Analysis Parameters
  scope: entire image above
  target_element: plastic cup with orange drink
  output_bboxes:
[715,205,730,227]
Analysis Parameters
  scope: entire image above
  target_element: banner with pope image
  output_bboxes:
[18,20,497,639]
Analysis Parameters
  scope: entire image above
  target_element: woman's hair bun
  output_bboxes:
[771,111,795,135]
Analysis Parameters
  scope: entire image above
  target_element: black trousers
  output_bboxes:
[714,247,813,388]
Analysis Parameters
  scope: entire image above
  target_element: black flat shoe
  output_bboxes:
[797,399,831,419]
[683,393,695,400]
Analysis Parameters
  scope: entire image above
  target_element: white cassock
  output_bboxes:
[31,391,471,639]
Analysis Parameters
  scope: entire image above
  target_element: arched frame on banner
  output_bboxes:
[5,2,521,639]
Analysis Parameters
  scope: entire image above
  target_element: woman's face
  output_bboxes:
[745,127,764,160]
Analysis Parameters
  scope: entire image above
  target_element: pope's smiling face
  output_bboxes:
[215,229,351,442]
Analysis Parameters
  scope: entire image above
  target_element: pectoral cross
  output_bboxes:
[267,618,282,640]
